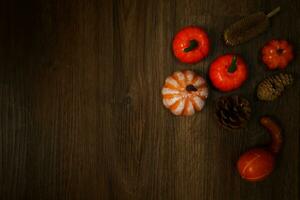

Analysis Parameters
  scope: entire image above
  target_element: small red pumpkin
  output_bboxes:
[237,116,282,182]
[172,26,210,64]
[161,70,208,116]
[262,39,294,70]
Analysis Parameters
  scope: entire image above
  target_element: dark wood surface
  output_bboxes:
[0,0,299,199]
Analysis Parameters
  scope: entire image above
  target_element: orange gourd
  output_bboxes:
[237,116,282,182]
[161,70,208,116]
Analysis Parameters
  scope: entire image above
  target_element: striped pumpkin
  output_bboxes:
[161,70,208,116]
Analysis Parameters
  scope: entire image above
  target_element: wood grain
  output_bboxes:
[0,0,299,199]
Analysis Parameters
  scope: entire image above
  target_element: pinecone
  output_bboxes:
[216,95,251,129]
[257,73,293,101]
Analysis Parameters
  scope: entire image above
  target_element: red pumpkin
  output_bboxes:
[262,39,294,70]
[172,26,210,64]
[161,70,208,116]
[209,54,248,92]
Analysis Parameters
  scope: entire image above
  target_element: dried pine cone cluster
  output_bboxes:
[216,96,251,129]
[257,73,293,101]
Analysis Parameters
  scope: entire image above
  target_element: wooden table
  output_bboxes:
[1,0,299,199]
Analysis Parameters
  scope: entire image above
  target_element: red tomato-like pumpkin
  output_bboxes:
[209,54,248,92]
[262,39,294,70]
[172,26,210,64]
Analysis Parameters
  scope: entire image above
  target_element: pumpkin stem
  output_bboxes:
[260,116,282,154]
[184,40,198,52]
[228,56,238,73]
[276,48,284,55]
[186,84,198,92]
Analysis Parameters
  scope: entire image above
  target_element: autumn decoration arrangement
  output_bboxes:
[161,6,295,182]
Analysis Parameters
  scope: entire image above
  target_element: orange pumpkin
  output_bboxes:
[161,70,208,116]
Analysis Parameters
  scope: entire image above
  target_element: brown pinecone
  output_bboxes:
[257,73,293,101]
[216,95,251,129]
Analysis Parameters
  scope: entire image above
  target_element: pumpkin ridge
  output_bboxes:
[170,99,181,113]
[172,72,186,88]
[172,99,185,115]
[182,99,191,115]
[197,83,207,89]
[190,96,201,111]
[192,77,205,87]
[164,82,179,90]
[192,96,204,111]
[163,95,182,107]
[166,77,180,88]
[163,94,177,99]
[183,70,195,84]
